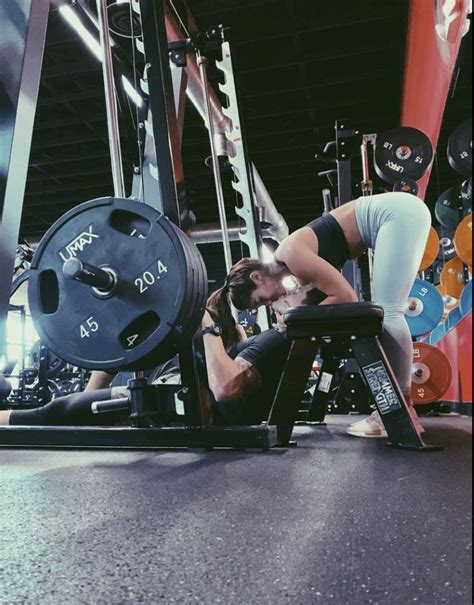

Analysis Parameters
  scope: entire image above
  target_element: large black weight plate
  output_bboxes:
[435,184,472,229]
[447,119,472,177]
[176,229,207,344]
[28,197,208,371]
[374,127,433,184]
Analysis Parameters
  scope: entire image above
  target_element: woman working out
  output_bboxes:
[208,191,432,438]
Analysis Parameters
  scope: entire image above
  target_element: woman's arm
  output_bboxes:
[277,235,358,304]
[235,323,248,341]
[84,370,116,392]
[202,312,262,402]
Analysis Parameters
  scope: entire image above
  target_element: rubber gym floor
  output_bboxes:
[0,415,471,605]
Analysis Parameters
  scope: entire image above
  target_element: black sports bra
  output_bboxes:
[275,214,351,304]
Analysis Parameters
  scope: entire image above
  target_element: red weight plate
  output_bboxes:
[411,343,453,404]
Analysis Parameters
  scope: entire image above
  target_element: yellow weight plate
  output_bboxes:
[440,257,471,298]
[419,226,440,271]
[436,284,459,315]
[454,213,472,266]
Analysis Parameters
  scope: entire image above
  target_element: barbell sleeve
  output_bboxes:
[63,258,115,291]
[91,397,130,414]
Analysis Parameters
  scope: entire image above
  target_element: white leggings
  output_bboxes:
[355,192,432,395]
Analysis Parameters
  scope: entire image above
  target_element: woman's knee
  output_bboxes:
[0,410,12,425]
[38,395,75,425]
[376,301,406,321]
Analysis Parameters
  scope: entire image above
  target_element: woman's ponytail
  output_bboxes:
[206,257,270,349]
[206,285,240,350]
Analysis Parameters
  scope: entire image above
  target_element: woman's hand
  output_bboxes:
[271,285,312,332]
[272,283,313,315]
[272,308,287,333]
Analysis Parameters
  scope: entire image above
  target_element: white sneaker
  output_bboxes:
[346,408,425,438]
[346,411,388,438]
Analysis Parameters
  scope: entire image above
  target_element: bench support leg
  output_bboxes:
[351,336,443,451]
[267,340,320,446]
[306,342,342,422]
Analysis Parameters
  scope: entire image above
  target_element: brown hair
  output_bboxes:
[206,258,268,350]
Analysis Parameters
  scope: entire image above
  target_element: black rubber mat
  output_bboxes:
[0,415,471,604]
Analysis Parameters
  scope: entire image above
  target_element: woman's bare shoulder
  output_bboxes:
[277,226,318,260]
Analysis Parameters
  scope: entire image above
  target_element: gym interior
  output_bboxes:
[0,1,472,603]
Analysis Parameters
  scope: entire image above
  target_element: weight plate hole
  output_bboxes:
[109,209,152,239]
[39,270,59,314]
[119,311,161,350]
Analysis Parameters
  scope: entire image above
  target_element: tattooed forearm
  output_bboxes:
[233,357,263,397]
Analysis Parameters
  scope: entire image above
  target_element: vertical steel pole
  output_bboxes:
[0,0,49,356]
[139,0,182,224]
[96,0,125,198]
[197,52,233,273]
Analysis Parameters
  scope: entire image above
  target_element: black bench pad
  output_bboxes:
[284,302,384,338]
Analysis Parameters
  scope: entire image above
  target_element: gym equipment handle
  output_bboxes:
[91,397,130,414]
[63,258,115,291]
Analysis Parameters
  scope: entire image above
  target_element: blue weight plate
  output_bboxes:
[404,279,445,337]
[460,280,472,316]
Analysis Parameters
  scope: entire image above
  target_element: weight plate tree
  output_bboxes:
[28,197,208,371]
[427,322,446,345]
[446,307,462,330]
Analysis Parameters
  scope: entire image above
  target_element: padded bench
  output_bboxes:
[267,303,442,451]
[284,302,384,337]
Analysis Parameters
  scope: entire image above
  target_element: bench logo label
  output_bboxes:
[361,362,402,415]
